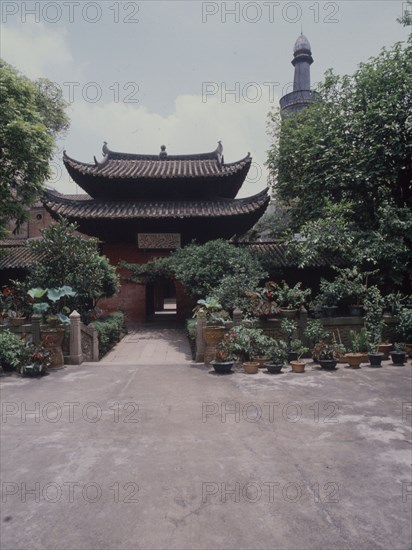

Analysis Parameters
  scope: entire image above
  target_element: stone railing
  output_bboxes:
[1,311,99,365]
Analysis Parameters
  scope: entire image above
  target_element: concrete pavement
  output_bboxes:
[0,326,411,550]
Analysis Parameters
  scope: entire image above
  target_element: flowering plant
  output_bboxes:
[245,282,280,319]
[20,344,51,376]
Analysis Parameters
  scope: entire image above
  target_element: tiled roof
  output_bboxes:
[239,242,344,268]
[0,246,41,270]
[64,154,251,180]
[43,189,270,220]
[62,142,251,200]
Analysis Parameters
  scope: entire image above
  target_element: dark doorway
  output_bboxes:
[146,280,177,322]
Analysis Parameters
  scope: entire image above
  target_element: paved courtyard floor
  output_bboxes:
[1,326,411,550]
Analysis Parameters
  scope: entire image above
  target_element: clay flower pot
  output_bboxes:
[344,353,368,369]
[290,360,306,373]
[243,361,259,374]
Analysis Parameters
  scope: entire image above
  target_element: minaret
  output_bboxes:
[280,34,318,117]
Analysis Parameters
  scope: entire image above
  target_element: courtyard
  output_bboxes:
[1,326,411,550]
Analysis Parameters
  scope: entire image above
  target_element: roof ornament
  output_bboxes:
[102,141,110,155]
[215,140,224,163]
[159,145,167,158]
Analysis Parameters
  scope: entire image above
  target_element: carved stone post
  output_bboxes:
[31,314,42,345]
[299,305,308,344]
[68,310,83,365]
[233,307,242,326]
[195,312,206,363]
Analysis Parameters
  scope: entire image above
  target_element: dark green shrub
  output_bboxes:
[94,312,125,358]
[0,330,26,370]
[186,318,196,359]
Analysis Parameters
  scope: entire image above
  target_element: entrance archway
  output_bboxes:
[146,279,177,322]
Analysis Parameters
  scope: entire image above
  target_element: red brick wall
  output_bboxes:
[98,244,171,323]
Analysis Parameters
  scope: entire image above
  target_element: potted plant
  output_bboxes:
[224,325,265,373]
[390,343,407,366]
[264,340,288,374]
[317,343,339,370]
[395,307,412,357]
[19,344,51,376]
[290,342,309,373]
[194,297,230,346]
[333,267,376,316]
[364,286,385,367]
[28,286,76,368]
[276,281,311,318]
[280,318,299,361]
[344,328,369,368]
[244,281,280,320]
[316,279,341,317]
[304,319,329,361]
[3,283,30,326]
[211,335,235,374]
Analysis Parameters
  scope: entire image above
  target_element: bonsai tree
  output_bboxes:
[280,318,297,351]
[315,278,342,310]
[266,339,289,365]
[276,281,311,310]
[364,286,385,353]
[304,319,329,348]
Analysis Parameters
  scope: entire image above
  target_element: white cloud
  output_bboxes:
[1,22,73,79]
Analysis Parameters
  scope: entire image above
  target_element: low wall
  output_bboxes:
[195,312,398,362]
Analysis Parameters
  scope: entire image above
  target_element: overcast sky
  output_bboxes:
[2,0,410,197]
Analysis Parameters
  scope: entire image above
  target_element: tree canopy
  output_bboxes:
[266,34,412,290]
[0,60,69,239]
[27,218,119,317]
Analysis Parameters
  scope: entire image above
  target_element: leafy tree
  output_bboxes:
[267,33,412,290]
[268,39,412,228]
[0,60,69,238]
[27,218,119,317]
[125,239,267,309]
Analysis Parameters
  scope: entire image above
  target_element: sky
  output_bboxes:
[1,0,410,198]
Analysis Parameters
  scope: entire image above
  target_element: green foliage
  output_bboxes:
[364,286,385,350]
[28,218,119,317]
[170,240,266,303]
[123,257,174,285]
[244,281,280,319]
[348,328,369,353]
[186,318,196,359]
[94,312,125,358]
[0,330,26,370]
[192,297,230,326]
[395,307,412,342]
[0,60,69,238]
[220,325,270,361]
[266,339,288,365]
[304,319,329,346]
[28,286,76,324]
[267,39,412,288]
[126,240,266,310]
[275,281,311,309]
